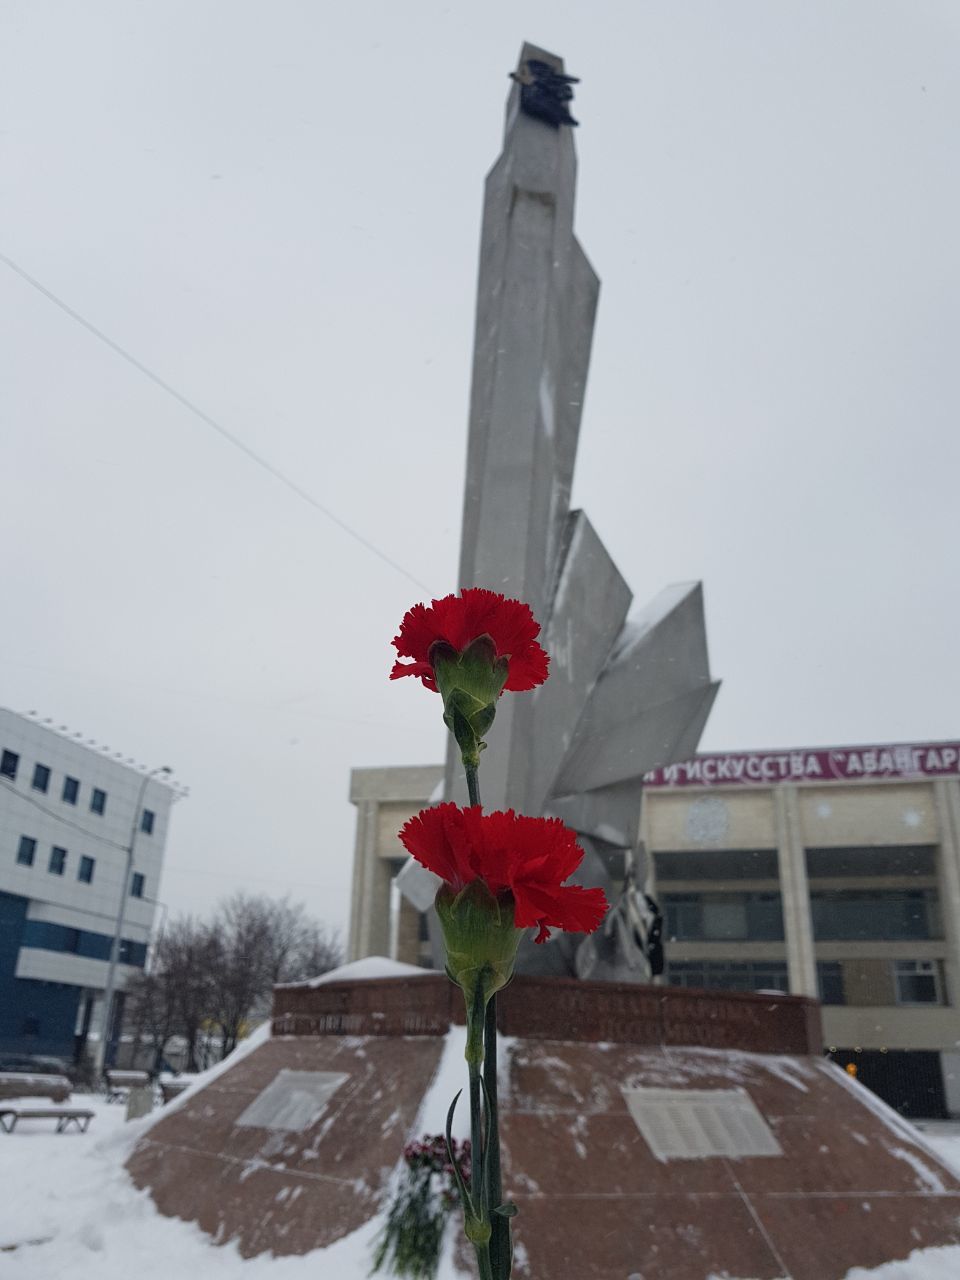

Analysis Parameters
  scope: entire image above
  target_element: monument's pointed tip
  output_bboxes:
[518,41,565,73]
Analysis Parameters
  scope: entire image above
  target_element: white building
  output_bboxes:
[0,707,179,1066]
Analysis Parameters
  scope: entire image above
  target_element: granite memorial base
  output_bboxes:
[126,974,960,1279]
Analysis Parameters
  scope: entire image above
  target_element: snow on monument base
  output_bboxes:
[127,969,960,1279]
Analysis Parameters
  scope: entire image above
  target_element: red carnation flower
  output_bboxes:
[399,804,608,944]
[390,588,549,693]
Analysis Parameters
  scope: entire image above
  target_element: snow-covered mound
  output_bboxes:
[277,955,438,989]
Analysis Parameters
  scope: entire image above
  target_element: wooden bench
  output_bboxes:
[104,1069,151,1102]
[0,1107,94,1134]
[0,1073,71,1104]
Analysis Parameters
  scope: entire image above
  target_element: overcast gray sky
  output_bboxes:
[2,1,958,939]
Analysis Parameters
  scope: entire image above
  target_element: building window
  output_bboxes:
[666,960,789,994]
[62,776,79,805]
[655,848,780,881]
[817,961,845,1006]
[1,749,19,780]
[78,855,95,884]
[16,835,37,867]
[64,927,81,953]
[90,788,107,815]
[130,872,145,899]
[48,846,67,875]
[31,763,51,793]
[806,845,936,879]
[894,960,942,1006]
[21,1016,40,1037]
[140,808,155,835]
[810,890,941,942]
[664,892,785,942]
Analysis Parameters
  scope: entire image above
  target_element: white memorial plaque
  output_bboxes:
[235,1070,348,1133]
[622,1086,782,1161]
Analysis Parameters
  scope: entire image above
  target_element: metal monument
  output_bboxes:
[399,43,719,981]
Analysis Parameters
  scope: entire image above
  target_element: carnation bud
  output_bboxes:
[435,880,521,1065]
[429,635,508,769]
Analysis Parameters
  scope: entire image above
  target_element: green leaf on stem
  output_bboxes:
[443,1090,475,1221]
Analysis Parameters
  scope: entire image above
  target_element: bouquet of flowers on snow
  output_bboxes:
[381,588,608,1280]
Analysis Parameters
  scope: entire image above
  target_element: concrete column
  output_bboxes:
[347,801,373,961]
[348,801,393,962]
[395,898,422,967]
[933,779,960,1011]
[774,785,818,997]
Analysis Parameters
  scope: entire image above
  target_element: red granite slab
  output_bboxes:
[128,978,960,1276]
[508,1194,786,1280]
[127,1034,443,1257]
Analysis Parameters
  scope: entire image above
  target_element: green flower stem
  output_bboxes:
[467,982,493,1278]
[455,693,510,1278]
[465,761,481,808]
[484,995,511,1279]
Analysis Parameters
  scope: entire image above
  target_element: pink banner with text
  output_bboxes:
[644,742,960,788]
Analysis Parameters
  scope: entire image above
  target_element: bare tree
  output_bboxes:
[162,917,219,1072]
[261,897,342,987]
[207,894,272,1058]
[125,895,342,1067]
[125,955,179,1073]
[208,893,343,1058]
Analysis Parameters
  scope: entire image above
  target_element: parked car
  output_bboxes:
[0,1053,70,1075]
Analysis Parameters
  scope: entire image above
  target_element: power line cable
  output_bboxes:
[0,251,431,593]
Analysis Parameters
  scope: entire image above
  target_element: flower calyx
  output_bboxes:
[435,880,521,1064]
[430,634,508,769]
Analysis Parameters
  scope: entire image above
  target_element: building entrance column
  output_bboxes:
[933,779,960,1010]
[348,800,392,961]
[774,785,817,997]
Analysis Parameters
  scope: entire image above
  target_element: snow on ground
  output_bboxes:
[0,1027,469,1280]
[3,1049,960,1279]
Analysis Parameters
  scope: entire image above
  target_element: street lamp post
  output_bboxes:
[94,764,172,1077]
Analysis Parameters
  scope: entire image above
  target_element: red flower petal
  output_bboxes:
[510,881,609,943]
[397,805,608,941]
[391,588,549,694]
[398,805,470,887]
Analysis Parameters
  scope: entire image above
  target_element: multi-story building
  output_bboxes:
[0,707,178,1066]
[349,739,960,1117]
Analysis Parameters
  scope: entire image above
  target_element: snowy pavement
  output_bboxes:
[2,1077,960,1279]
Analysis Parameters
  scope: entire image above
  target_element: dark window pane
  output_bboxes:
[817,962,846,1005]
[130,872,145,899]
[1,750,19,780]
[811,890,939,941]
[62,776,79,805]
[78,855,95,884]
[654,849,780,881]
[90,788,107,815]
[21,1016,40,1036]
[31,763,51,793]
[48,846,67,875]
[666,960,788,994]
[894,961,941,1005]
[140,809,155,835]
[806,845,936,879]
[898,974,938,1003]
[663,892,785,942]
[16,835,37,867]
